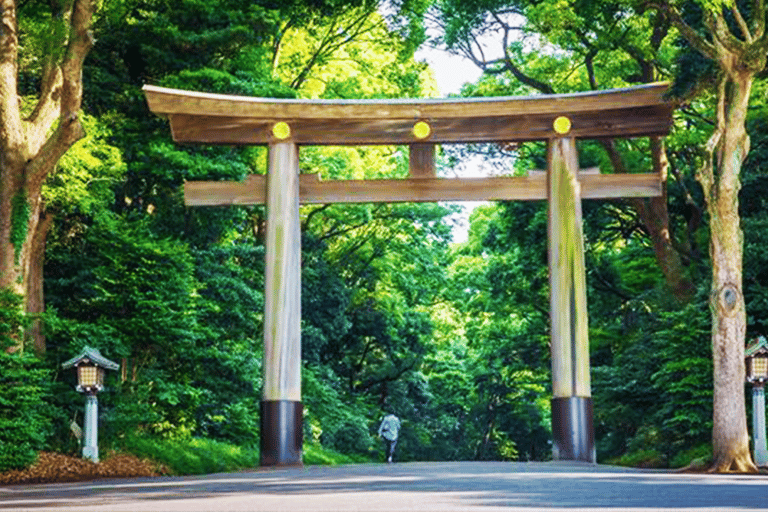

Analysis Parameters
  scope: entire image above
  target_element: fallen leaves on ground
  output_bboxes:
[0,451,168,485]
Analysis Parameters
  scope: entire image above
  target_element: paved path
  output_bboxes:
[2,461,768,511]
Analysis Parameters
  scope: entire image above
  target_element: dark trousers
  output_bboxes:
[384,438,397,461]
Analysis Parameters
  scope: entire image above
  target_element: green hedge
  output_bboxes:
[0,351,53,472]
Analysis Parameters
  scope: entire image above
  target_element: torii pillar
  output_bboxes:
[547,130,594,462]
[261,136,303,466]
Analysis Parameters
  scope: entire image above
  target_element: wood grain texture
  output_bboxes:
[145,83,671,119]
[409,144,435,178]
[165,106,673,145]
[548,138,591,399]
[263,143,301,402]
[183,173,662,206]
[143,83,675,145]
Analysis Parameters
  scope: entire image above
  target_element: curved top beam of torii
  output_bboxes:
[142,82,675,205]
[143,82,673,146]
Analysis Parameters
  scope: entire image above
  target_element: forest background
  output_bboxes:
[2,0,768,474]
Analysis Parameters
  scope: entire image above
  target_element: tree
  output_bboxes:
[0,0,95,351]
[431,0,696,301]
[649,0,768,472]
[433,0,768,472]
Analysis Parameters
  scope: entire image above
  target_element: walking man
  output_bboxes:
[378,412,401,463]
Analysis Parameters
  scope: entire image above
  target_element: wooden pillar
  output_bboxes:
[261,141,303,466]
[547,136,595,463]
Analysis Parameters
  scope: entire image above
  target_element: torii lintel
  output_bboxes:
[143,83,674,206]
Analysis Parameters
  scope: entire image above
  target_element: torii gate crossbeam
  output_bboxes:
[144,83,674,467]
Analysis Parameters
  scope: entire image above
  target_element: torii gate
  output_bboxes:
[143,83,673,467]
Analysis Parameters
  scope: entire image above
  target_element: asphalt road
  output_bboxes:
[2,461,768,511]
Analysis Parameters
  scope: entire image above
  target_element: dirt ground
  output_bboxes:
[0,452,166,485]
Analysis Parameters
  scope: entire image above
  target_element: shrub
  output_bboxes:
[0,352,54,471]
[617,449,666,468]
[670,443,713,469]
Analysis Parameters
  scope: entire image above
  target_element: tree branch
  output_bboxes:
[302,203,331,231]
[731,3,753,43]
[697,75,726,204]
[27,117,85,190]
[290,7,377,90]
[496,12,555,94]
[26,0,67,144]
[26,63,61,148]
[0,0,23,155]
[706,7,745,55]
[653,2,717,61]
[29,0,93,183]
[754,0,766,40]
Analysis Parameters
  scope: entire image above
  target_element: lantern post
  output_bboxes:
[62,347,119,462]
[746,336,768,467]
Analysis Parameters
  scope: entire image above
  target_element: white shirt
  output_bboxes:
[378,414,401,441]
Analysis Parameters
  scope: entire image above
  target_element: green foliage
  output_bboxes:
[442,201,555,461]
[0,288,26,351]
[121,435,260,475]
[303,364,376,455]
[160,69,297,98]
[121,434,371,472]
[615,449,666,469]
[10,191,30,265]
[741,101,768,337]
[45,215,264,444]
[670,443,713,469]
[0,352,54,472]
[26,0,768,472]
[593,289,714,465]
[303,443,373,465]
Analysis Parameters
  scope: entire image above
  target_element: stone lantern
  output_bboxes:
[62,346,119,462]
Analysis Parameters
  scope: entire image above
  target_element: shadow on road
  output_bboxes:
[2,461,767,511]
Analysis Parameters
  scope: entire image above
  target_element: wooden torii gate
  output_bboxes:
[144,83,674,466]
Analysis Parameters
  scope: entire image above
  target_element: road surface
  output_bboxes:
[2,461,768,511]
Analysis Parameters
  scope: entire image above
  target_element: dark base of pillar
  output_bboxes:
[260,400,303,467]
[551,396,595,463]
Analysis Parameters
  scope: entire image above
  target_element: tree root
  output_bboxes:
[708,453,759,473]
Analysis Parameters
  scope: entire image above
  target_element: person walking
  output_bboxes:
[378,413,401,463]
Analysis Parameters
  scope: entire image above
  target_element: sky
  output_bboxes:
[414,46,482,97]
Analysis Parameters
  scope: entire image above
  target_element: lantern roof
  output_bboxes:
[746,336,768,358]
[61,346,119,370]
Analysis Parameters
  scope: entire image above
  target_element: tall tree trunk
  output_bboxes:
[0,0,94,352]
[704,74,755,472]
[657,0,768,474]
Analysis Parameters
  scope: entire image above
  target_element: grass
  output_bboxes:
[121,435,372,475]
[121,435,260,475]
[303,443,373,465]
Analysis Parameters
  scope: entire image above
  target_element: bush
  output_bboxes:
[616,449,666,468]
[303,365,375,455]
[0,351,55,471]
[0,287,26,351]
[670,443,713,469]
